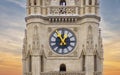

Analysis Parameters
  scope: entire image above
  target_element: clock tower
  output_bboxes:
[22,0,103,75]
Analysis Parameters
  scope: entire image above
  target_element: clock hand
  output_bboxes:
[56,30,64,45]
[56,30,67,46]
[60,34,67,45]
[55,30,62,39]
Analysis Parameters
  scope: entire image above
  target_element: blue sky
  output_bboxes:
[101,0,120,32]
[0,0,120,75]
[0,0,25,54]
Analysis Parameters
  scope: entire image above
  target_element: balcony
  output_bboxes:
[25,72,102,75]
[48,6,79,16]
[41,72,85,75]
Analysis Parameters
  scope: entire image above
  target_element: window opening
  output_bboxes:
[60,64,66,72]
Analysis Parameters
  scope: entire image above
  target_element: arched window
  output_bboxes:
[40,0,42,6]
[82,55,85,71]
[94,55,97,71]
[89,0,92,5]
[41,56,44,72]
[28,8,31,14]
[28,0,31,6]
[34,0,37,5]
[60,64,66,72]
[60,0,66,6]
[88,7,91,13]
[95,0,98,5]
[29,55,32,72]
[83,0,86,6]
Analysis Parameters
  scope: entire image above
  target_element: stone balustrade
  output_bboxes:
[48,6,79,16]
[25,72,102,75]
[41,72,85,75]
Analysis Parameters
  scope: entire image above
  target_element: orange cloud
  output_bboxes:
[0,52,22,75]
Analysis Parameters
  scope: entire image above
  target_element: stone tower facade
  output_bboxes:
[22,0,104,75]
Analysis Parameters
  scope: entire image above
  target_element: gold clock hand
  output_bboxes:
[60,34,67,45]
[56,30,64,45]
[56,30,62,39]
[56,30,67,46]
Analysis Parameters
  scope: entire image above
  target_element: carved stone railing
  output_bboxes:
[94,72,102,75]
[41,72,85,75]
[48,6,79,16]
[25,72,102,75]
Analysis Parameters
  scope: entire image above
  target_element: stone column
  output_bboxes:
[31,0,35,15]
[85,55,94,75]
[22,59,26,75]
[37,0,41,15]
[32,55,41,75]
[25,58,29,75]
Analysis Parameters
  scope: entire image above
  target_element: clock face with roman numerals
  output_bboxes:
[49,28,76,54]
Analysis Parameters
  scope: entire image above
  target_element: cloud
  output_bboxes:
[0,24,24,55]
[0,0,26,54]
[101,18,120,70]
[0,0,25,55]
[0,52,22,75]
[6,0,26,8]
[100,0,120,33]
[0,18,24,55]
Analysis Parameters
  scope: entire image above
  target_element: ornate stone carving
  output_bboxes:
[94,44,98,55]
[49,6,78,15]
[75,0,80,5]
[86,25,94,54]
[48,27,52,32]
[40,45,44,55]
[48,51,53,56]
[73,27,78,32]
[82,44,85,54]
[22,29,28,58]
[32,25,40,55]
[46,0,50,6]
[98,29,103,58]
[73,51,77,56]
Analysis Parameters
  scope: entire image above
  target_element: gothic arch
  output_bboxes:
[40,0,43,5]
[34,0,37,5]
[60,64,66,72]
[88,25,93,36]
[60,0,66,6]
[95,0,98,5]
[82,54,85,71]
[94,55,97,71]
[29,55,32,72]
[28,0,31,6]
[34,25,38,35]
[88,25,93,38]
[88,25,92,30]
[83,0,86,5]
[89,0,92,5]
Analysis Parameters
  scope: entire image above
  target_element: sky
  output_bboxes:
[0,0,120,75]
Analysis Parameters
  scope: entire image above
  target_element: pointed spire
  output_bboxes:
[98,28,103,58]
[22,29,27,58]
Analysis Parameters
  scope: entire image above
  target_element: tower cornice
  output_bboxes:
[80,15,101,21]
[25,15,100,22]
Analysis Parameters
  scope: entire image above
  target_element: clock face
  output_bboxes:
[49,28,76,54]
